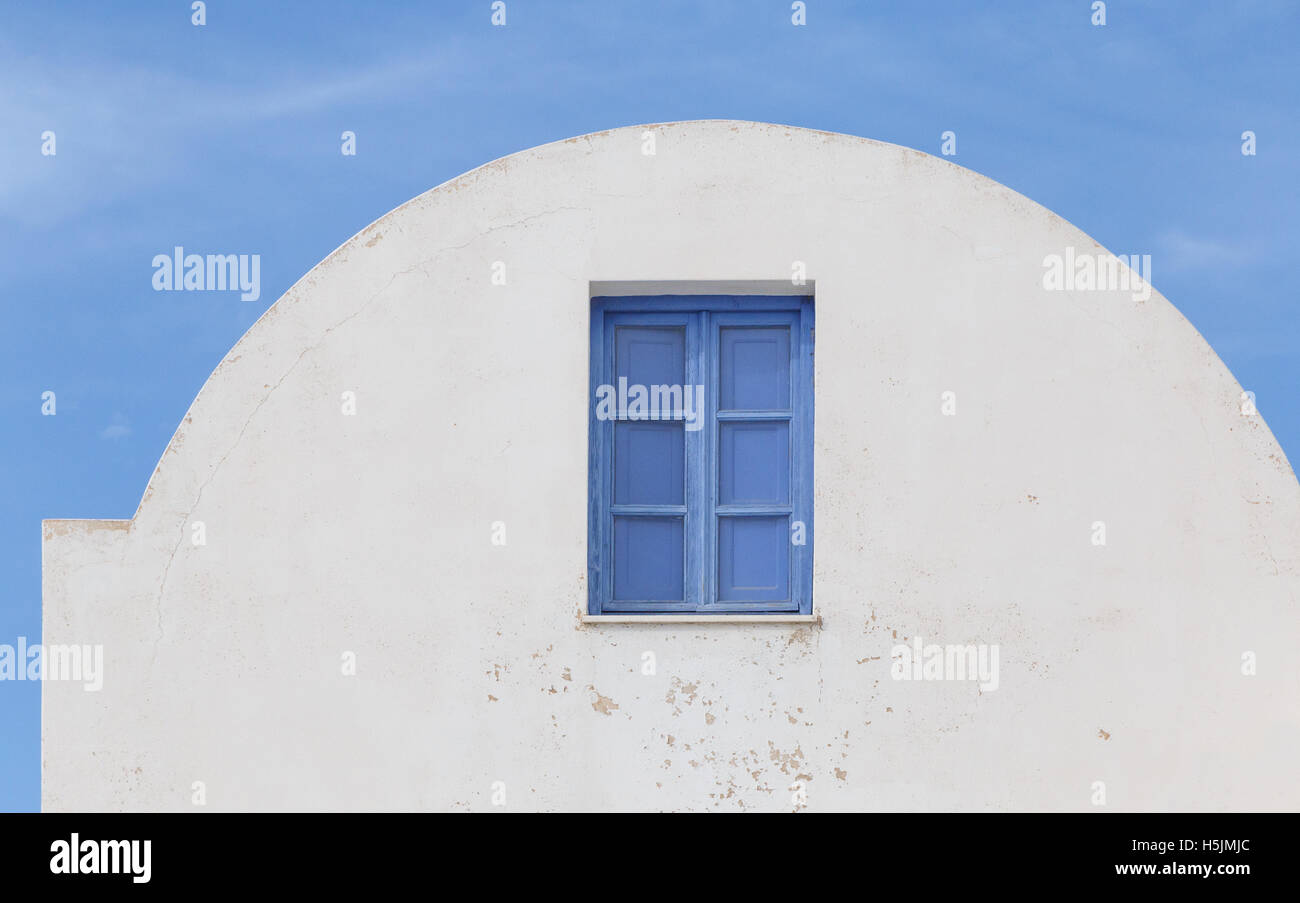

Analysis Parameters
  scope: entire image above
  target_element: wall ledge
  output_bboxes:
[580,614,820,625]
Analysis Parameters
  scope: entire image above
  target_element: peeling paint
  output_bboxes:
[588,686,619,716]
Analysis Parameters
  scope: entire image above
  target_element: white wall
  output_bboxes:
[43,121,1300,811]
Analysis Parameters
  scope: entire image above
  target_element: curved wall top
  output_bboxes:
[43,121,1300,811]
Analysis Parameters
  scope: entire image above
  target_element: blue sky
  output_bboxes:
[1,0,1296,811]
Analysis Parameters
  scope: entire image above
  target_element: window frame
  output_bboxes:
[587,294,814,616]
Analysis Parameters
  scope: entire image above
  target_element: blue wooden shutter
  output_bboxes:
[712,312,800,611]
[589,297,813,615]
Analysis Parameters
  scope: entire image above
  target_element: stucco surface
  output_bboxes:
[43,121,1300,811]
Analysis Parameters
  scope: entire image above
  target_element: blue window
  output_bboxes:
[588,295,814,614]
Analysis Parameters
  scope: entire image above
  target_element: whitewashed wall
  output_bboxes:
[43,121,1300,811]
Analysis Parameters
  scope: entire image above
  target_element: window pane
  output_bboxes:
[718,516,790,602]
[719,326,790,410]
[613,516,684,601]
[719,421,790,505]
[614,421,684,505]
[616,326,685,388]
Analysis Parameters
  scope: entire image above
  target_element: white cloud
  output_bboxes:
[99,413,131,441]
[1157,230,1258,274]
[0,49,463,228]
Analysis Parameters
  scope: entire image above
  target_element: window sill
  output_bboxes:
[581,614,820,625]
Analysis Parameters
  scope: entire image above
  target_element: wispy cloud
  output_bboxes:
[1157,230,1260,274]
[99,413,131,441]
[0,50,462,228]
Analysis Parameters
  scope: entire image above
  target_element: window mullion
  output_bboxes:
[702,310,717,608]
[684,311,705,608]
